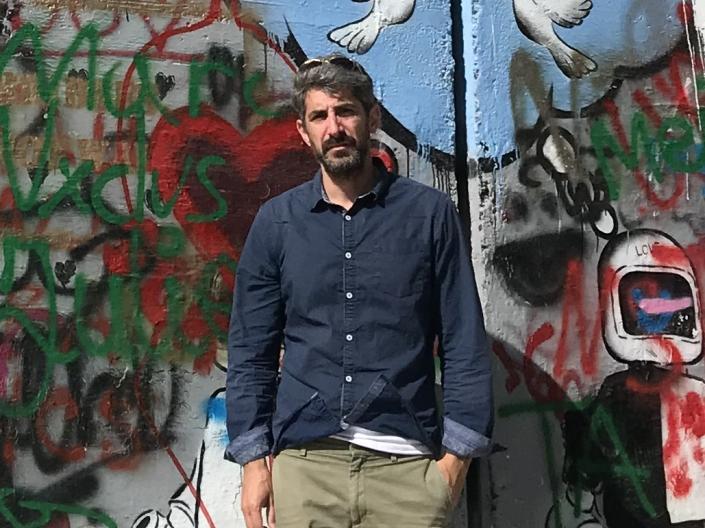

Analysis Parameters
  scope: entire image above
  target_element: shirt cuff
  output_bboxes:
[223,425,272,465]
[442,417,492,459]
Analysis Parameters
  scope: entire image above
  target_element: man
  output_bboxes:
[225,54,492,528]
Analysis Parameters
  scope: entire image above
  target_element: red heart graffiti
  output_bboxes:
[149,105,318,263]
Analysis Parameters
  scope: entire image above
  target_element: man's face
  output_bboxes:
[296,88,380,178]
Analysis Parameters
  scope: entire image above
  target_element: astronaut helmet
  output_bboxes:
[598,229,702,365]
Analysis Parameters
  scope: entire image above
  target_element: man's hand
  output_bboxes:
[241,457,276,528]
[435,452,472,506]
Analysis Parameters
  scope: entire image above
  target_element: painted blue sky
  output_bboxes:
[251,0,456,156]
[470,0,685,159]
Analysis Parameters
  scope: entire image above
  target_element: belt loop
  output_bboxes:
[390,454,398,463]
[299,447,308,457]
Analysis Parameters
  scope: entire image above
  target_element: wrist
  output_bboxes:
[243,457,269,472]
[440,451,472,469]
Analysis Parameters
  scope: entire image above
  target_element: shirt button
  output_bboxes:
[345,375,353,382]
[345,252,352,259]
[346,334,353,341]
[344,215,352,221]
[346,292,353,299]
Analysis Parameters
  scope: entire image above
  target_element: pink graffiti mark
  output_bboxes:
[639,297,693,315]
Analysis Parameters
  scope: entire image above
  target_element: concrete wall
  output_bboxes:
[470,0,705,525]
[6,0,704,526]
[0,1,457,527]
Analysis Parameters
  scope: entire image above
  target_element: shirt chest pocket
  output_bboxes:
[372,239,430,298]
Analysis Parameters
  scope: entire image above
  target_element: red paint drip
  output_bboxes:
[682,392,705,438]
[2,441,14,467]
[550,259,601,383]
[193,341,217,376]
[633,88,662,127]
[651,243,688,266]
[694,446,705,465]
[663,388,682,465]
[652,50,697,121]
[523,323,567,404]
[633,168,684,211]
[668,460,693,498]
[678,0,694,26]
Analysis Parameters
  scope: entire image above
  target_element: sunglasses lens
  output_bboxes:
[328,57,356,69]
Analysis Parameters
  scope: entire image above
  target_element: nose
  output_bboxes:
[324,110,343,135]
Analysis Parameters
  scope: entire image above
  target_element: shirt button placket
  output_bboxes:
[342,211,356,417]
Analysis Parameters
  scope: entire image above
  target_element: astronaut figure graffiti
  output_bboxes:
[561,230,705,527]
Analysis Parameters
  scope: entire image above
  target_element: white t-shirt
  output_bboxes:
[331,425,432,455]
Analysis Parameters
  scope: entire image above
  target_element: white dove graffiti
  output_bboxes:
[328,0,415,54]
[513,0,597,78]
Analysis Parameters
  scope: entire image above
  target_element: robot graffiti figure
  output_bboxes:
[561,229,705,527]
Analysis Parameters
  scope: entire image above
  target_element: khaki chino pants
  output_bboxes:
[272,438,453,527]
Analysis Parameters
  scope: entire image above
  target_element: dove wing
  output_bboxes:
[534,0,592,28]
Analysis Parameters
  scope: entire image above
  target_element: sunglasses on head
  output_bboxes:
[299,55,367,75]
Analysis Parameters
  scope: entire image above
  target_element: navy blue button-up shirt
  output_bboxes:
[225,163,492,465]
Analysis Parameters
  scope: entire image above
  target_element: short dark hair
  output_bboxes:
[292,54,376,120]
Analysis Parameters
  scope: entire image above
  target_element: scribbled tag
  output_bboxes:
[662,376,705,523]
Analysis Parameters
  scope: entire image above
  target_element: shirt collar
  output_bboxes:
[309,158,394,212]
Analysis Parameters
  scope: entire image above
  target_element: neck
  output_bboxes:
[321,157,376,211]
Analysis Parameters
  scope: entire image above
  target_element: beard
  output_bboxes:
[314,133,369,179]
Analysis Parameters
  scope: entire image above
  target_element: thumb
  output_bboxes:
[267,492,276,527]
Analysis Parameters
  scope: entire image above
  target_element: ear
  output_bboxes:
[296,118,311,147]
[368,103,381,134]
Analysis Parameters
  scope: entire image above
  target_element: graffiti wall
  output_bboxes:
[0,0,457,526]
[470,0,705,525]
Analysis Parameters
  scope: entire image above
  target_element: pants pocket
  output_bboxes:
[426,459,453,508]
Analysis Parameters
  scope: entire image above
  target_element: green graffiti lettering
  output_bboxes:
[149,155,194,219]
[243,71,285,118]
[195,253,237,341]
[90,164,133,225]
[0,24,100,210]
[658,114,705,173]
[156,225,186,259]
[0,237,60,417]
[75,274,128,358]
[588,406,657,518]
[37,158,94,218]
[591,112,659,200]
[185,155,228,223]
[188,58,236,117]
[0,99,58,211]
[0,488,116,528]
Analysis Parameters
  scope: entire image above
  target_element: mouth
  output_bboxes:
[325,144,352,154]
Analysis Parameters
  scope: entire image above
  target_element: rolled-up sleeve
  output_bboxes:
[224,203,284,465]
[433,195,493,458]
